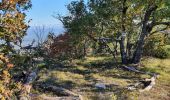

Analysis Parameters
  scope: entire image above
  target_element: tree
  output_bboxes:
[0,0,31,99]
[44,32,89,61]
[0,0,32,50]
[34,25,46,46]
[58,0,170,64]
[33,25,55,46]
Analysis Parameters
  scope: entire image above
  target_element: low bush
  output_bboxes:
[143,33,169,59]
[154,47,169,59]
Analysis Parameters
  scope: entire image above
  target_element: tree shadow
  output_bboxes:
[33,57,144,98]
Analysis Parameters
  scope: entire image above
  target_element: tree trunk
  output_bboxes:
[132,5,157,64]
[132,33,146,64]
[119,36,127,64]
[83,41,86,57]
[119,0,128,64]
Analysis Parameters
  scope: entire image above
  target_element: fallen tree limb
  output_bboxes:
[19,71,83,100]
[30,94,83,100]
[122,65,156,75]
[139,74,157,92]
[40,84,79,96]
[19,71,38,100]
[19,57,44,100]
[34,83,83,100]
[122,65,158,92]
[122,65,145,73]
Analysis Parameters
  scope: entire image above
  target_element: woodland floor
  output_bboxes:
[30,55,170,100]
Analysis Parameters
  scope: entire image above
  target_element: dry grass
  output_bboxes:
[35,56,170,100]
[138,57,170,100]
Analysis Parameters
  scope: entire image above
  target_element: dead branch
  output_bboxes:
[30,94,82,100]
[19,71,38,100]
[122,65,158,92]
[33,84,83,100]
[139,74,157,92]
[42,84,78,96]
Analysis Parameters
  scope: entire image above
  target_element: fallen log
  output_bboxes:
[139,74,157,92]
[122,65,158,92]
[30,94,82,100]
[19,71,83,100]
[19,71,38,100]
[19,58,43,100]
[34,83,83,100]
[122,65,147,74]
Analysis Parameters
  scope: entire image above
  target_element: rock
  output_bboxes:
[95,83,106,89]
[20,97,29,100]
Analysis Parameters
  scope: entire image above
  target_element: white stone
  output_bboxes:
[95,83,106,89]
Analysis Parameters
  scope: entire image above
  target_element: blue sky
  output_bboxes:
[26,0,72,27]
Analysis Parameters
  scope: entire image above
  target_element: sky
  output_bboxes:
[24,0,75,45]
[26,0,73,27]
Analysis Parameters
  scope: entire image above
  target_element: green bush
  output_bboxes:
[143,33,169,59]
[154,47,169,59]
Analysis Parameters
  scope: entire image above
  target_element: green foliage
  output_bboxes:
[143,33,169,58]
[59,0,170,64]
[154,47,169,58]
[12,54,33,71]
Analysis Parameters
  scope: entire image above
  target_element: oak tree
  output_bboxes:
[59,0,170,64]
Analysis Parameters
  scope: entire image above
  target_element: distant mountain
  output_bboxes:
[23,25,65,45]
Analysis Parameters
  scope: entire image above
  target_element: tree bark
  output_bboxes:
[119,0,128,64]
[132,5,157,64]
[119,36,127,64]
[132,33,146,64]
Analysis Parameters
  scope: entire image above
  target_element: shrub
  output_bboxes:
[143,33,169,59]
[44,33,87,61]
[154,47,169,59]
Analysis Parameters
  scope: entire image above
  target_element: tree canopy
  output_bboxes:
[59,0,170,64]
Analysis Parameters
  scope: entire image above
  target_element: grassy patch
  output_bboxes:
[139,57,170,100]
[35,56,170,100]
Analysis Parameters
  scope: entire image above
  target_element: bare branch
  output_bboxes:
[154,22,170,26]
[150,26,169,35]
[142,5,158,31]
